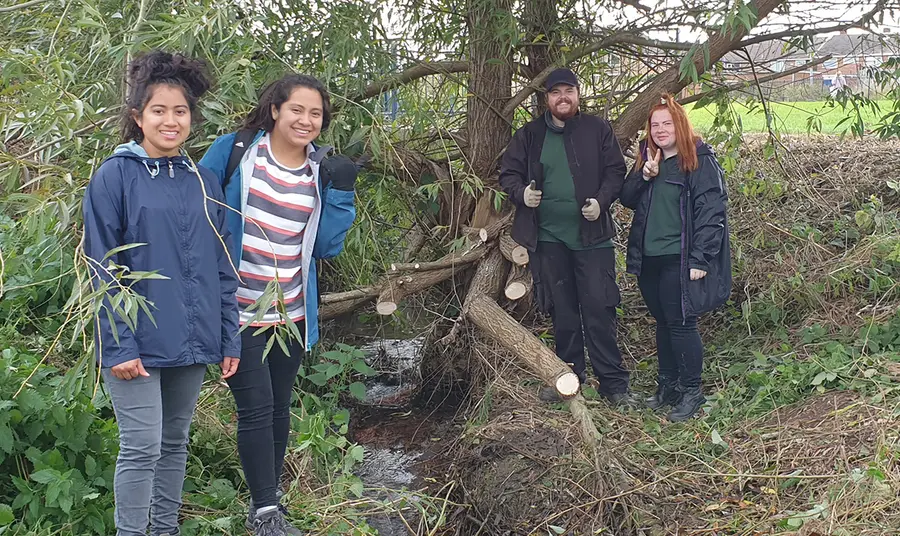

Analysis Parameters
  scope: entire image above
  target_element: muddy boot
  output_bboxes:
[668,385,706,422]
[539,386,562,402]
[645,376,682,410]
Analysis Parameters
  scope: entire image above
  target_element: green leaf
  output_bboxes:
[349,444,365,462]
[306,372,328,387]
[811,371,828,386]
[101,243,147,262]
[30,469,58,485]
[0,504,13,526]
[348,480,364,498]
[549,525,566,534]
[0,425,13,454]
[348,382,367,401]
[352,360,377,376]
[711,429,727,447]
[84,455,97,477]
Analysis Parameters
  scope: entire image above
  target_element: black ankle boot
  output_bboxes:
[668,385,706,422]
[645,377,682,410]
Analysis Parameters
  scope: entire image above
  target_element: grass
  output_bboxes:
[687,100,894,135]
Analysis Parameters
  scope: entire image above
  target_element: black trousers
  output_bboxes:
[637,255,704,388]
[536,242,629,395]
[226,327,304,508]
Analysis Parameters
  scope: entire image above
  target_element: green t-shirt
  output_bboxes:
[643,156,683,257]
[537,130,612,250]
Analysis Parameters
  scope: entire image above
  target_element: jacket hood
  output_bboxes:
[105,141,198,178]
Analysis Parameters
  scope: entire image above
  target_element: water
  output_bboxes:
[349,336,460,535]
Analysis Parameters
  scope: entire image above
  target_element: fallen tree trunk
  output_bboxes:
[504,264,532,301]
[390,242,487,273]
[466,294,580,399]
[462,247,508,307]
[376,267,456,315]
[320,297,373,321]
[499,233,528,266]
[320,286,380,305]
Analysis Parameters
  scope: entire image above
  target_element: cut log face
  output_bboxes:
[555,372,581,399]
[499,233,529,266]
[504,264,533,301]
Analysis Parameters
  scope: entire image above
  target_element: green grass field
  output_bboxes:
[687,100,894,134]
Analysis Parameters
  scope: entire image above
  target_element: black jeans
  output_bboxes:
[536,242,629,395]
[638,255,703,388]
[226,327,304,508]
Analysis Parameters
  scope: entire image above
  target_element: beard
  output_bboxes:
[549,100,578,121]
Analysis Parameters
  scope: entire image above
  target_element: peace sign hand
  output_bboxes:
[642,148,661,180]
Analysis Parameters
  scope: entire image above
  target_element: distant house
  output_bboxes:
[717,31,900,96]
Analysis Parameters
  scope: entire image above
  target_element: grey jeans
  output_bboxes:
[102,364,207,536]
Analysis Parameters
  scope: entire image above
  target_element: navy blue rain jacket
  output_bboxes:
[82,142,241,368]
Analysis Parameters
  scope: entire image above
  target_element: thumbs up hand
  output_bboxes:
[523,179,542,208]
[581,198,601,221]
[642,148,661,181]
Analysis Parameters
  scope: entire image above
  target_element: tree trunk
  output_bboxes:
[462,247,508,308]
[466,294,580,399]
[522,0,559,117]
[504,264,533,301]
[499,233,529,266]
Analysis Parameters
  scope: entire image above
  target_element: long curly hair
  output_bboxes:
[634,93,701,173]
[120,51,212,143]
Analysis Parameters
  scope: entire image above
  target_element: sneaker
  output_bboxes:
[247,492,303,535]
[645,377,682,410]
[252,508,288,536]
[668,386,706,422]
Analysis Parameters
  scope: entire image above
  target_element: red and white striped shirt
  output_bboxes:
[237,135,317,326]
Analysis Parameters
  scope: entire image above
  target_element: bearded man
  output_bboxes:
[499,68,635,405]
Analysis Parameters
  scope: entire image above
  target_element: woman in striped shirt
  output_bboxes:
[200,74,357,536]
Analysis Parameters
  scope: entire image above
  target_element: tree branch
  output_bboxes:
[678,54,832,106]
[737,1,885,48]
[340,61,469,107]
[0,0,47,13]
[612,0,786,143]
[502,32,694,117]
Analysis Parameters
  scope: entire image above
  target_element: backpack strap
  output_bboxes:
[223,128,257,189]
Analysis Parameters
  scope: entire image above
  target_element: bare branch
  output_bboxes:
[340,61,469,107]
[738,1,887,49]
[502,33,694,118]
[0,0,47,13]
[678,55,833,106]
[612,0,787,142]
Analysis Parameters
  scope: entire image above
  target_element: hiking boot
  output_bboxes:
[602,391,639,408]
[668,386,706,422]
[645,377,682,410]
[251,508,288,536]
[539,386,563,402]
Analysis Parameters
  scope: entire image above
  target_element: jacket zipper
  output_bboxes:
[679,175,690,325]
[168,159,175,178]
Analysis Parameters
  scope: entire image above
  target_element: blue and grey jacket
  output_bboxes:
[199,130,356,350]
[82,142,241,368]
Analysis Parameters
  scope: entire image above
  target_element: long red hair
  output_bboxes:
[634,93,700,173]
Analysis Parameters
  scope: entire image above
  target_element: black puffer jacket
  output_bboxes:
[620,140,732,317]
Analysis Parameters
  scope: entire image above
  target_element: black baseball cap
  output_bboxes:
[544,68,579,91]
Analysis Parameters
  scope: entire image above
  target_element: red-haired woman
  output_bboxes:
[620,94,732,422]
